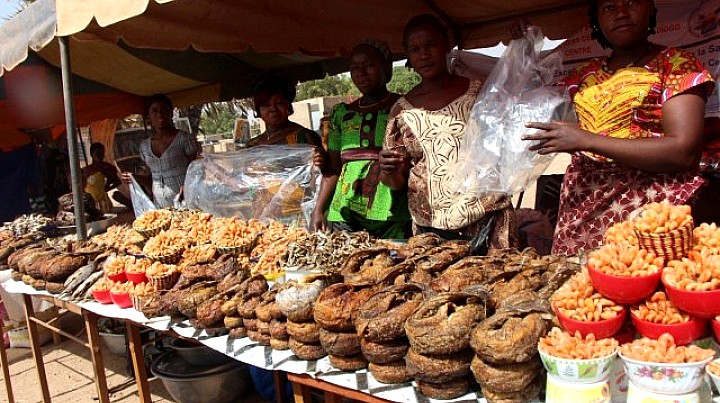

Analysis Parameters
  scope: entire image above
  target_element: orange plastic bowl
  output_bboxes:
[110,292,132,309]
[554,305,627,339]
[106,271,127,283]
[125,272,147,285]
[587,263,661,305]
[662,278,720,319]
[92,290,112,304]
[630,312,708,346]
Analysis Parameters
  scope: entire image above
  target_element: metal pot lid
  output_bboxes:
[150,351,241,379]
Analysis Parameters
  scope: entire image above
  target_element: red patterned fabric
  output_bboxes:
[553,47,714,256]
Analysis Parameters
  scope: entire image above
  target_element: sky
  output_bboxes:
[0,0,23,24]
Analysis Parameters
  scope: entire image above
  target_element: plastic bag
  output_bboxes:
[129,175,156,217]
[451,26,574,196]
[184,145,319,227]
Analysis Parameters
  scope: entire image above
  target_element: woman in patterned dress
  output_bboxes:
[378,14,516,246]
[524,0,714,255]
[129,94,200,208]
[310,40,411,239]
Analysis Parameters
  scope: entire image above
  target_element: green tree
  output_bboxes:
[199,99,254,137]
[296,74,359,101]
[387,67,421,95]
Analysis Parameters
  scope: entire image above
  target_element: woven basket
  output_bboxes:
[130,294,155,311]
[145,247,184,264]
[634,219,694,262]
[133,220,171,239]
[147,271,180,290]
[215,234,259,256]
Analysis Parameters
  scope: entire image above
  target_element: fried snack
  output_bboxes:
[145,262,179,277]
[210,217,256,248]
[229,327,247,339]
[587,243,663,277]
[172,211,212,230]
[551,272,624,322]
[328,354,368,371]
[707,360,720,376]
[92,225,144,253]
[269,319,288,340]
[252,227,307,277]
[405,293,486,355]
[416,377,469,400]
[286,320,321,344]
[91,278,113,292]
[143,229,189,257]
[633,201,693,234]
[360,337,409,364]
[368,361,412,384]
[539,327,618,359]
[103,255,132,276]
[125,258,152,274]
[620,333,715,363]
[129,282,157,296]
[355,283,424,343]
[133,209,171,231]
[604,220,638,246]
[110,281,134,294]
[482,376,542,403]
[694,223,720,254]
[405,348,473,383]
[470,355,542,394]
[288,338,326,361]
[471,312,548,365]
[318,329,361,357]
[181,244,217,267]
[313,283,375,332]
[631,291,691,324]
[224,316,243,329]
[663,249,720,291]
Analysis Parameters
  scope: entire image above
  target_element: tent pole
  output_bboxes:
[59,36,87,240]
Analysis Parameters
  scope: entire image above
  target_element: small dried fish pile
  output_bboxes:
[280,231,375,272]
[1,214,53,236]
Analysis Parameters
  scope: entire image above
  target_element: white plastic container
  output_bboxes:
[627,381,701,403]
[545,373,611,403]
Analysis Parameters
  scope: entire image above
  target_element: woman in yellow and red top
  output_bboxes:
[524,0,714,256]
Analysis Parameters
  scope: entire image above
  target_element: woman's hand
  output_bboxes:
[120,172,133,185]
[378,149,408,173]
[313,148,327,172]
[309,207,327,232]
[522,121,590,155]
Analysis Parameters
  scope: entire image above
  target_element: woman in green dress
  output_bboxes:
[311,40,411,239]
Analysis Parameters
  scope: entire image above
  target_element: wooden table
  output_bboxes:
[287,373,393,403]
[21,294,147,403]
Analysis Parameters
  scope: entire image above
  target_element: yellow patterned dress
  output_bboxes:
[553,47,714,255]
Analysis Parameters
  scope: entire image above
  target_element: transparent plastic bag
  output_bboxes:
[451,26,574,196]
[183,145,319,227]
[129,175,156,217]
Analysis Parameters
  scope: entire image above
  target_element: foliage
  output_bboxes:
[387,67,421,95]
[296,74,359,101]
[199,99,255,136]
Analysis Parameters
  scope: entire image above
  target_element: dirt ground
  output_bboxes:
[0,313,268,403]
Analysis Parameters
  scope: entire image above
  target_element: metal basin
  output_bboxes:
[151,351,250,403]
[168,337,235,366]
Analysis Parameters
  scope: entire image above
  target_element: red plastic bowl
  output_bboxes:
[662,278,720,319]
[106,271,127,283]
[587,263,661,304]
[630,312,708,345]
[554,305,627,339]
[125,272,147,284]
[92,290,112,304]
[110,292,132,309]
[712,318,720,344]
[614,320,637,345]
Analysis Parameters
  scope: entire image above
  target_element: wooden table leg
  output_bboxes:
[83,310,110,403]
[273,370,289,403]
[23,294,51,403]
[126,320,151,403]
[291,380,313,403]
[0,325,15,403]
